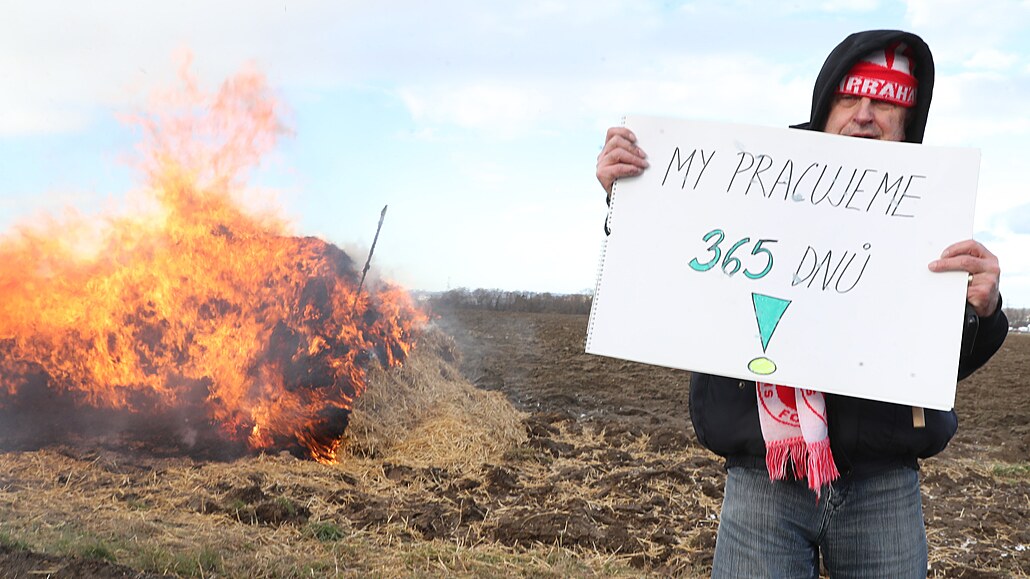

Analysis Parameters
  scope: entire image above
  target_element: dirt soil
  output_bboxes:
[0,310,1026,577]
[434,310,1030,577]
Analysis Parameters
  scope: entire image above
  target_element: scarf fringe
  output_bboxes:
[764,436,841,498]
[804,437,840,492]
[765,436,807,480]
[756,384,840,499]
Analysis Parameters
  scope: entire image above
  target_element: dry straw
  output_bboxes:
[0,327,550,578]
[346,326,528,469]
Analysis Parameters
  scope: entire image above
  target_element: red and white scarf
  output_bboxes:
[756,382,840,494]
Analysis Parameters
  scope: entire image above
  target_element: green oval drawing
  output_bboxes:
[748,356,777,375]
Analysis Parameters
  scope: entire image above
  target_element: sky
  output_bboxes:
[1,0,1029,307]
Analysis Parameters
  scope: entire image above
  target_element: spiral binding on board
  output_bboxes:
[586,189,616,351]
[586,116,627,352]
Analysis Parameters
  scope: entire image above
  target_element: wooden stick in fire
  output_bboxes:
[353,205,388,308]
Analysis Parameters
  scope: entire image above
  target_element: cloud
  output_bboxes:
[924,70,1030,145]
[0,104,91,137]
[903,0,1030,65]
[0,1,627,136]
[391,48,815,139]
[1002,203,1030,235]
[583,52,814,129]
[0,1,833,138]
[814,0,882,11]
[677,0,881,14]
[397,84,552,139]
[973,230,1000,243]
[964,49,1020,71]
[905,0,1029,31]
[0,1,302,135]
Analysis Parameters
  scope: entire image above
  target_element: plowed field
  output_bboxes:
[0,310,1026,578]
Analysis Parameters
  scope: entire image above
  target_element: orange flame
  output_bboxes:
[0,58,426,463]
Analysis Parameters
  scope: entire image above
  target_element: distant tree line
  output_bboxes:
[424,288,593,315]
[1004,307,1029,330]
[420,291,1029,326]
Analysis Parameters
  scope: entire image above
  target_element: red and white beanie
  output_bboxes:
[836,41,917,107]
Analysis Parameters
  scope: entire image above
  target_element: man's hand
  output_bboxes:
[596,127,649,199]
[928,240,1001,317]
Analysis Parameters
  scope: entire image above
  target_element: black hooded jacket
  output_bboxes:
[791,29,935,143]
[688,30,1009,478]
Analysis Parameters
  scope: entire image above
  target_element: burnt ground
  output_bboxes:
[0,310,1026,577]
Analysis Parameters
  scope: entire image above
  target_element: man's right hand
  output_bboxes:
[596,127,649,200]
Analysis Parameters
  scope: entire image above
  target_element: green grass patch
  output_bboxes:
[126,499,150,511]
[306,521,346,542]
[136,545,224,576]
[76,539,117,562]
[991,462,1030,479]
[192,547,224,574]
[274,496,298,515]
[0,530,31,551]
[49,529,122,564]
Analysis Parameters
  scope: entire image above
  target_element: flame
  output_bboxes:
[0,58,427,463]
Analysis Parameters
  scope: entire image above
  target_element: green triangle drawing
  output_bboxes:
[752,293,791,352]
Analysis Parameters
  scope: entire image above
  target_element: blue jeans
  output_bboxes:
[712,466,927,578]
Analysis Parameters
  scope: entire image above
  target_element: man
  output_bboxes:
[595,30,1007,578]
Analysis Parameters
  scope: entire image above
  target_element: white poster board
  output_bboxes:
[586,115,981,411]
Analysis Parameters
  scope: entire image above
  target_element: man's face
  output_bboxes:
[823,95,908,142]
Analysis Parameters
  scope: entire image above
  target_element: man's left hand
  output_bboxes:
[928,240,1001,317]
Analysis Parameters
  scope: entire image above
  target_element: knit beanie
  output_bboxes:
[836,41,917,107]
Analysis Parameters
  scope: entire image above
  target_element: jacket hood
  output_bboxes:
[791,30,934,143]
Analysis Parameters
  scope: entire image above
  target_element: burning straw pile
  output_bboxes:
[0,61,523,467]
[0,59,534,578]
